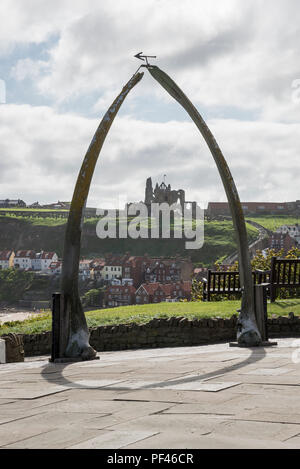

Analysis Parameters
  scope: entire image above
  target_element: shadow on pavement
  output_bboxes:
[40,345,266,391]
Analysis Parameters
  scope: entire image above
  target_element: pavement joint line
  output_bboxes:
[118,431,161,450]
[113,398,183,404]
[0,430,52,449]
[66,430,161,450]
[283,432,300,442]
[0,389,71,401]
[222,417,300,426]
[148,404,179,415]
[60,411,113,416]
[245,382,300,387]
[24,397,69,409]
[160,410,236,417]
[0,411,48,427]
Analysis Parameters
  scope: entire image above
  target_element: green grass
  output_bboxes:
[1,299,300,336]
[246,215,300,232]
[0,213,67,227]
[0,208,69,212]
[29,217,67,227]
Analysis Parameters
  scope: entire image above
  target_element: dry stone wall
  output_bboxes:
[17,314,300,357]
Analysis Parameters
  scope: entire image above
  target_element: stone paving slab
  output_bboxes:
[123,430,300,449]
[68,430,160,449]
[150,381,241,392]
[0,338,300,449]
[0,386,69,400]
[3,427,107,449]
[104,412,300,443]
[243,367,293,376]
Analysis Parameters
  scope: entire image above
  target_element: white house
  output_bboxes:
[33,251,58,271]
[101,265,122,281]
[14,250,36,270]
[79,260,93,280]
[276,225,300,244]
[48,261,62,275]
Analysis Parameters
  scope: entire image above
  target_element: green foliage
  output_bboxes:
[191,277,204,301]
[0,269,35,303]
[81,288,104,307]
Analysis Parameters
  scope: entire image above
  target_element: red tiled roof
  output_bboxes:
[40,252,56,259]
[49,261,61,269]
[138,283,161,295]
[0,250,13,261]
[138,281,191,296]
[15,250,35,259]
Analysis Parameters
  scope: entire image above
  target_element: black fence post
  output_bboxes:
[254,284,269,342]
[50,292,61,362]
[270,257,277,303]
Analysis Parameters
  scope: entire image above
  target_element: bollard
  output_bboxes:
[254,283,268,342]
[50,292,61,362]
[254,283,277,346]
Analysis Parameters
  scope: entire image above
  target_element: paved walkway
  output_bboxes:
[1,338,300,449]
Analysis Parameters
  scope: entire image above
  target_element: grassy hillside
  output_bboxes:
[246,215,300,232]
[0,213,259,266]
[1,298,299,336]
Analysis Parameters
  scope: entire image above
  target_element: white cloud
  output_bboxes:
[0,103,299,208]
[4,0,297,124]
[10,58,49,81]
[1,1,300,208]
[0,0,100,53]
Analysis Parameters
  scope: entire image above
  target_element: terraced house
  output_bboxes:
[105,284,136,307]
[32,251,58,271]
[0,250,15,269]
[135,281,192,304]
[13,250,36,270]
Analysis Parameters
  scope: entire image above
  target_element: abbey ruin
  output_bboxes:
[144,177,186,209]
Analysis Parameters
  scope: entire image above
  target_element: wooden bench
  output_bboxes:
[202,257,300,302]
[270,257,300,302]
[202,269,270,301]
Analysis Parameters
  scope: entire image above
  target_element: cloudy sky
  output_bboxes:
[0,0,300,208]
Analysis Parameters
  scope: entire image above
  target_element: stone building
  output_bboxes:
[206,201,300,218]
[135,281,192,304]
[0,199,26,208]
[144,177,185,209]
[268,232,297,254]
[105,284,136,307]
